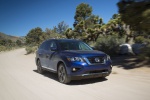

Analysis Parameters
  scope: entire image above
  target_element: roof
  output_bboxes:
[48,38,81,42]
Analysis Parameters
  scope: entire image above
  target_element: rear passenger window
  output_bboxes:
[39,42,46,50]
[44,41,57,51]
[44,41,51,51]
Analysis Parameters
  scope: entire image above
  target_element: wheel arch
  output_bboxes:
[57,61,64,72]
[57,60,70,71]
[57,61,71,84]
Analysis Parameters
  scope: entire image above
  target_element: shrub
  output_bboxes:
[0,45,7,52]
[95,35,125,55]
[138,44,150,61]
[25,45,38,54]
[135,36,145,43]
[88,41,96,47]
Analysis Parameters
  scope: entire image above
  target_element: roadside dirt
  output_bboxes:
[0,48,150,100]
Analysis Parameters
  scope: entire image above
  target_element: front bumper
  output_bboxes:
[65,58,112,80]
[71,70,111,80]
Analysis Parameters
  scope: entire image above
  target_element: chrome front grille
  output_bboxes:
[86,56,105,64]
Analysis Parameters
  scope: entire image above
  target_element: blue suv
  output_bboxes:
[35,39,112,84]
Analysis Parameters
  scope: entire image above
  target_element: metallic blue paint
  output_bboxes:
[36,39,112,81]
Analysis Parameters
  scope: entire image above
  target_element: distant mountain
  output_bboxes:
[0,32,25,43]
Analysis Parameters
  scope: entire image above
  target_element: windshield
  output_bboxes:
[58,40,93,51]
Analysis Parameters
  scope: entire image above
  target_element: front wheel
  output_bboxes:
[37,60,44,74]
[58,64,71,84]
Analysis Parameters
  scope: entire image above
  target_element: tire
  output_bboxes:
[37,59,44,74]
[58,64,71,84]
[101,76,106,79]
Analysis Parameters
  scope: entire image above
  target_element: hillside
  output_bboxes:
[0,32,25,42]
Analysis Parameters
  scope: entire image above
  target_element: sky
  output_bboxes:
[0,0,119,36]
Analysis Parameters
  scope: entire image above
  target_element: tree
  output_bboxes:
[44,28,66,39]
[65,3,104,43]
[117,0,150,33]
[101,13,136,43]
[16,40,22,46]
[26,27,46,45]
[55,21,69,34]
[74,3,92,27]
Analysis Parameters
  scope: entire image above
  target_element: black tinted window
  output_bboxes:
[39,41,51,50]
[44,41,57,51]
[39,42,46,50]
[50,41,57,49]
[44,41,51,50]
[59,40,92,50]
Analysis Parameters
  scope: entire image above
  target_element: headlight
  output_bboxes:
[67,57,84,62]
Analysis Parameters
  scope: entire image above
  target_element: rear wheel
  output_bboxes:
[58,64,71,84]
[37,60,44,74]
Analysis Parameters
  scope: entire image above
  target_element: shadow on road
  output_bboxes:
[33,70,107,85]
[112,56,150,69]
[33,70,58,81]
[68,78,107,85]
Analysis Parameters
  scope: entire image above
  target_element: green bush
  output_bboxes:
[25,45,38,54]
[95,35,125,55]
[0,45,16,52]
[88,41,96,47]
[0,45,7,52]
[138,44,150,61]
[135,36,145,43]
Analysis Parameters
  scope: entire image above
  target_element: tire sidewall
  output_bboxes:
[37,60,43,74]
[58,63,71,84]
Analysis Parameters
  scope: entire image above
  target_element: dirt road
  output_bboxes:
[0,48,150,100]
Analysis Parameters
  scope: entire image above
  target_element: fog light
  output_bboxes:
[72,68,80,72]
[73,68,76,71]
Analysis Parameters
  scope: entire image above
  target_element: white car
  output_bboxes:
[119,44,133,55]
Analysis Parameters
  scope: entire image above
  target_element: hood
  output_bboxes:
[61,50,106,57]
